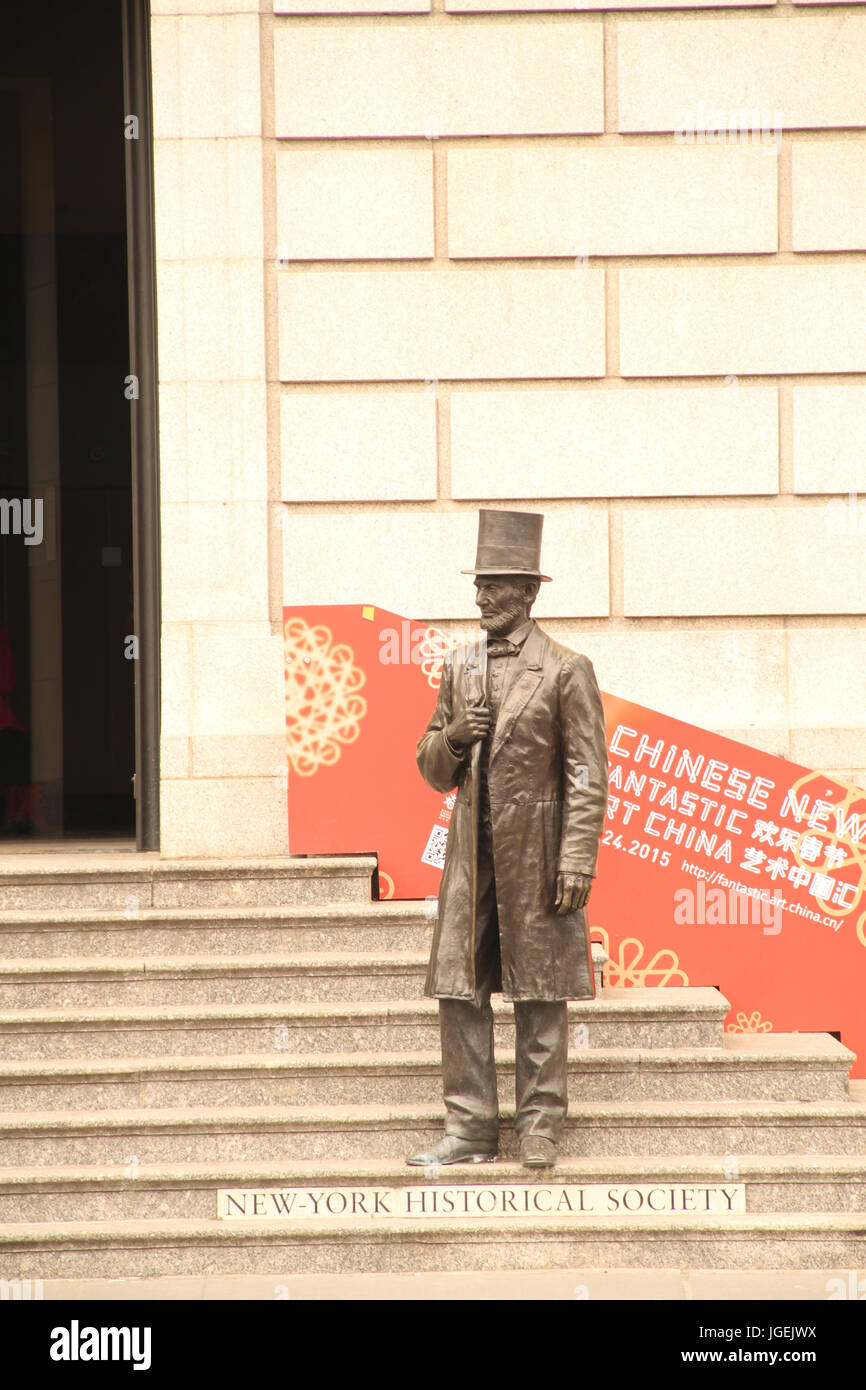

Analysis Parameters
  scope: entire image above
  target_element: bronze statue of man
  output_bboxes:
[407,509,608,1170]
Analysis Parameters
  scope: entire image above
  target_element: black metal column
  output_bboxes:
[121,0,161,851]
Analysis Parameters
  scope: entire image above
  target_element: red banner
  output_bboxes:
[284,604,866,1074]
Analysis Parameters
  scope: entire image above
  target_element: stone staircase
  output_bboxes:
[0,852,864,1282]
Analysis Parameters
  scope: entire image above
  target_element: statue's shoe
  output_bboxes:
[519,1137,557,1168]
[405,1135,498,1167]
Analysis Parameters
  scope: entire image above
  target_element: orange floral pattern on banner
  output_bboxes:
[284,617,367,777]
[726,1010,774,1034]
[593,927,689,987]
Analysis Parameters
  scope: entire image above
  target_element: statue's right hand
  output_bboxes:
[446,707,491,748]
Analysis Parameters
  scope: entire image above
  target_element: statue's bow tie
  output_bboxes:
[486,640,520,658]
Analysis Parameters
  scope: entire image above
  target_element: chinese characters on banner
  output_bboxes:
[285,605,866,1075]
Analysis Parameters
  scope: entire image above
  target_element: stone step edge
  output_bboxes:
[0,902,418,928]
[2,1212,866,1246]
[1,1154,864,1187]
[1,1099,864,1135]
[0,1038,853,1083]
[0,952,429,980]
[0,855,377,884]
[0,989,731,1028]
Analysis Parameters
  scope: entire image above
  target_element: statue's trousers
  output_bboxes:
[438,816,569,1147]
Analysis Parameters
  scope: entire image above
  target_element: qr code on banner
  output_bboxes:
[422,823,450,870]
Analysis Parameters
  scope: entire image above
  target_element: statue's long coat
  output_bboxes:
[417,622,608,1002]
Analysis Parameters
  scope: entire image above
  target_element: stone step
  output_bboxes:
[0,1035,852,1111]
[0,1098,863,1164]
[2,1154,864,1222]
[0,953,429,1007]
[1,1211,865,1277]
[0,902,428,958]
[0,854,375,911]
[0,989,729,1057]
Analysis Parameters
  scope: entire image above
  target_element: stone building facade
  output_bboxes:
[152,0,866,858]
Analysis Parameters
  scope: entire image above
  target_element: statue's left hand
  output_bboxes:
[555,871,593,915]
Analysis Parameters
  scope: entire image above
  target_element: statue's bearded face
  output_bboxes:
[474,575,537,638]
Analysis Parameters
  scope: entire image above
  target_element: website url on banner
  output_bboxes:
[679,860,839,931]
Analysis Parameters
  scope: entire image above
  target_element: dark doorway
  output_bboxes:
[0,1,152,842]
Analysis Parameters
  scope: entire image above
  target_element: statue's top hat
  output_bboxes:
[462,509,551,582]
